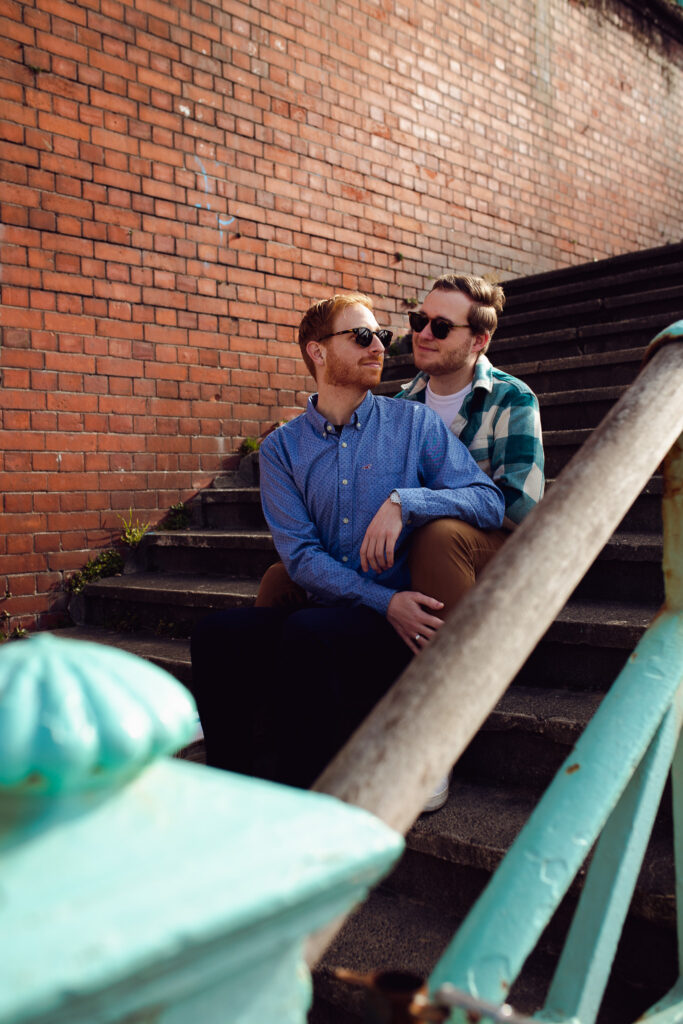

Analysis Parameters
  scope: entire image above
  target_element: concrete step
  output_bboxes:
[492,314,669,363]
[538,384,626,431]
[68,572,260,636]
[543,476,662,534]
[457,686,604,789]
[144,529,277,577]
[504,259,683,314]
[200,487,266,530]
[496,284,683,339]
[313,782,677,1024]
[51,624,193,686]
[502,241,683,302]
[311,888,562,1023]
[575,531,664,605]
[196,474,661,536]
[381,345,645,394]
[518,599,657,691]
[395,781,673,927]
[141,526,665,608]
[59,592,657,699]
[542,428,591,476]
[504,347,643,393]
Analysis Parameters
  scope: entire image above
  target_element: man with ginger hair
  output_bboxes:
[190,292,504,789]
[258,273,545,626]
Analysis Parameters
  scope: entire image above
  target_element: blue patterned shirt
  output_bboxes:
[395,355,545,527]
[259,391,504,615]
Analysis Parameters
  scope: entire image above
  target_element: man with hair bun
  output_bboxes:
[396,272,544,613]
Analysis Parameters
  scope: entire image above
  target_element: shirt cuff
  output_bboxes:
[362,583,396,617]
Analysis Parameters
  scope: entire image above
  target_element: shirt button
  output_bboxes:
[342,479,348,485]
[341,442,347,448]
[356,423,361,430]
[342,556,348,562]
[343,517,349,524]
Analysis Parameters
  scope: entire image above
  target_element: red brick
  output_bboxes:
[1,0,682,627]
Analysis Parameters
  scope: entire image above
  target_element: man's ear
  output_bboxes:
[472,331,490,353]
[306,339,326,370]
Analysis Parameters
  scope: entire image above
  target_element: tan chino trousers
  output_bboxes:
[255,518,509,618]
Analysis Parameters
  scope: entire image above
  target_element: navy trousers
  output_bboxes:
[189,605,412,789]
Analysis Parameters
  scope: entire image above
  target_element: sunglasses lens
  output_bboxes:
[408,312,428,333]
[377,329,393,345]
[431,319,452,340]
[352,327,373,347]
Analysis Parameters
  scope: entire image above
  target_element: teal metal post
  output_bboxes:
[0,634,404,1024]
[428,326,683,1023]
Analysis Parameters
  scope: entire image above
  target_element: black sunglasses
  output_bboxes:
[408,311,470,340]
[319,326,393,347]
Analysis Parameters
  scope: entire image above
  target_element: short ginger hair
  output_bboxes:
[298,292,374,379]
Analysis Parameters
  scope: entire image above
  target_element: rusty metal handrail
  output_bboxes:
[307,322,683,966]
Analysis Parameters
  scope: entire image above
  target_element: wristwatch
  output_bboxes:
[389,490,401,506]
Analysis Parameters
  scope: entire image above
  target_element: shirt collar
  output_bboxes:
[306,391,375,437]
[472,354,494,393]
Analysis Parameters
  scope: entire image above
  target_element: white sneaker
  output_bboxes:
[422,772,450,813]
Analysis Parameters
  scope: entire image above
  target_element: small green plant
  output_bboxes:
[10,626,28,640]
[155,619,183,638]
[401,296,418,308]
[0,610,11,643]
[66,549,124,595]
[118,508,152,547]
[163,501,191,531]
[238,436,262,457]
[109,609,142,633]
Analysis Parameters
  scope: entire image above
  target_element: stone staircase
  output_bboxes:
[60,240,683,1023]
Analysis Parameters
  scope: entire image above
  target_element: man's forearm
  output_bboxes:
[393,479,504,531]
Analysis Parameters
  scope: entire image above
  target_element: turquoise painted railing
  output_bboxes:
[314,323,683,1022]
[0,635,403,1024]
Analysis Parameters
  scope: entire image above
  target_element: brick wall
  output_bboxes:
[1,0,682,629]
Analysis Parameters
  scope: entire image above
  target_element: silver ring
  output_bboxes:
[414,634,421,642]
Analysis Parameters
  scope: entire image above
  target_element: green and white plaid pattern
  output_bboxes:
[395,354,545,527]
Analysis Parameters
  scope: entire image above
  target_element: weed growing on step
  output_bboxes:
[0,609,29,643]
[118,508,152,547]
[108,609,143,633]
[238,436,261,457]
[238,421,290,459]
[155,619,185,638]
[66,549,124,595]
[162,501,191,531]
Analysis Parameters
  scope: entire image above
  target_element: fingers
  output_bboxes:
[360,530,392,573]
[360,500,402,574]
[413,593,445,611]
[397,626,420,655]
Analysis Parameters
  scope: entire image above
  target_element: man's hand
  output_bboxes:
[360,497,403,573]
[387,591,444,654]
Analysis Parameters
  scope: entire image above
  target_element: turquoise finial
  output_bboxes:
[0,634,196,795]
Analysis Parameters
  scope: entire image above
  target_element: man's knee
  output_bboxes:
[255,561,308,609]
[410,517,480,563]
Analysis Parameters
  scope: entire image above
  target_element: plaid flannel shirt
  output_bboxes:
[394,354,545,528]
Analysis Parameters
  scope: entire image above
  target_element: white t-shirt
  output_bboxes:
[425,381,473,428]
